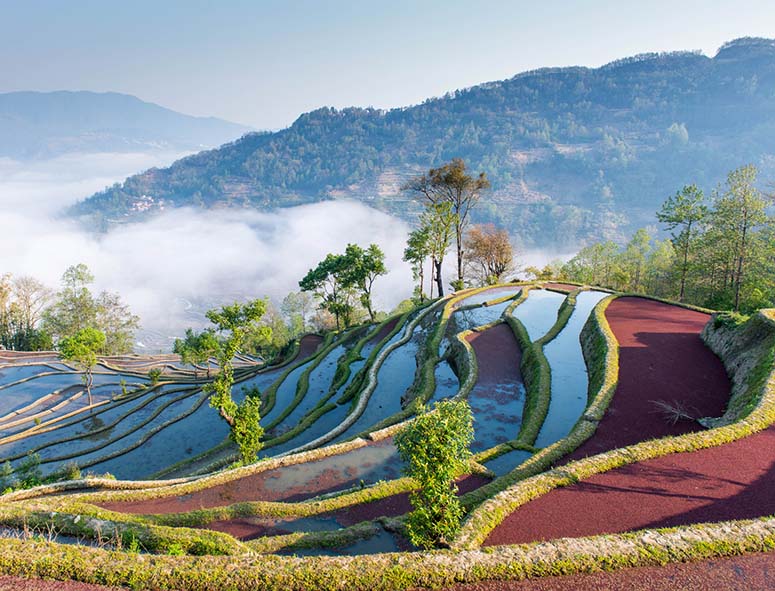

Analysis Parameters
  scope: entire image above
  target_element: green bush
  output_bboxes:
[148,368,163,384]
[231,395,264,464]
[16,454,42,489]
[395,399,474,549]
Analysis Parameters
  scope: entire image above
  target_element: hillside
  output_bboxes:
[73,38,775,247]
[0,91,251,159]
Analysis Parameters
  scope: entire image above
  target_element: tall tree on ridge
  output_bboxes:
[420,202,457,297]
[343,243,387,322]
[657,185,707,301]
[403,226,431,301]
[712,165,771,312]
[403,158,490,288]
[464,224,515,285]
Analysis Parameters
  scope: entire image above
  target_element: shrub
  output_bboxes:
[713,311,749,329]
[16,453,42,489]
[0,461,13,491]
[395,399,474,549]
[231,395,264,464]
[61,461,81,481]
[120,531,142,554]
[148,368,163,384]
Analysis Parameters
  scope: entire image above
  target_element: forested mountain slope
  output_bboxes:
[73,38,775,247]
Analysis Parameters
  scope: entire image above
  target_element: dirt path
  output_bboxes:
[369,317,400,345]
[542,282,581,292]
[564,297,729,462]
[296,334,324,360]
[432,550,775,590]
[466,323,522,388]
[483,297,760,546]
[485,423,775,545]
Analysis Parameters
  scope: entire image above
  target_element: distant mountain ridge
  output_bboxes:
[73,38,775,247]
[0,91,251,159]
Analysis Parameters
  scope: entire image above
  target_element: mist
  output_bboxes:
[0,154,417,350]
[0,154,574,351]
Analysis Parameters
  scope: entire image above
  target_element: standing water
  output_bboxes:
[534,290,609,448]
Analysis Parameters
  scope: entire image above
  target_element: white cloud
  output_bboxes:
[0,154,415,350]
[0,153,575,350]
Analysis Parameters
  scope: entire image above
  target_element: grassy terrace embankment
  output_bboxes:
[0,287,773,590]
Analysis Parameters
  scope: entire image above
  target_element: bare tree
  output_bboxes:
[464,224,515,285]
[13,276,53,333]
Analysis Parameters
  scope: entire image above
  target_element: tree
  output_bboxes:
[657,185,707,301]
[562,241,619,287]
[243,302,291,360]
[204,300,270,463]
[0,274,12,347]
[420,202,457,297]
[712,165,771,312]
[43,264,97,340]
[464,224,515,285]
[230,392,263,464]
[395,399,474,549]
[620,228,652,292]
[299,252,358,330]
[59,327,106,406]
[403,158,490,287]
[403,226,431,301]
[12,276,52,336]
[343,243,387,321]
[644,239,676,295]
[95,291,140,355]
[173,328,220,377]
[281,291,314,338]
[43,264,138,354]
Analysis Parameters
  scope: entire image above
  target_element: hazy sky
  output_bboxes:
[2,0,775,128]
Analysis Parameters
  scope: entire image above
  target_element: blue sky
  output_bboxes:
[2,0,774,128]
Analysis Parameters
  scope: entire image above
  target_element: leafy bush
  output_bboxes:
[16,453,42,489]
[395,399,474,549]
[713,311,749,329]
[231,395,264,464]
[148,368,163,384]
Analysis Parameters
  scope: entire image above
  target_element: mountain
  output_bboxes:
[0,91,251,159]
[73,38,775,248]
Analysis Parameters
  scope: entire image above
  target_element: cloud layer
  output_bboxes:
[0,154,414,349]
[1,153,575,350]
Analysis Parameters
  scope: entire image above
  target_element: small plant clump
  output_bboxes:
[148,367,163,384]
[651,399,697,425]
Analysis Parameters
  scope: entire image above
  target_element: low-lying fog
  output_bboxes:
[0,153,570,351]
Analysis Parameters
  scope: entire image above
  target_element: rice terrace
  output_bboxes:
[4,8,775,589]
[0,278,774,590]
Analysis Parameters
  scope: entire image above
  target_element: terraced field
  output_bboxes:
[0,282,774,590]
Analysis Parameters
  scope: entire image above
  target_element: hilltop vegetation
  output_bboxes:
[554,164,775,313]
[74,37,775,247]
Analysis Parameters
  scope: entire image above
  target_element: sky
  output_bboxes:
[2,0,774,129]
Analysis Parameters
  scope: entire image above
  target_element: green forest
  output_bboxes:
[548,164,774,313]
[73,38,775,248]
